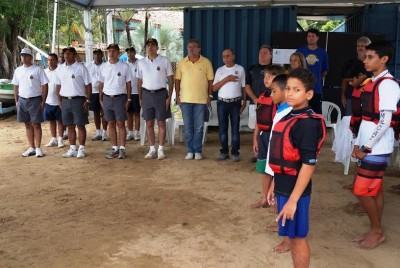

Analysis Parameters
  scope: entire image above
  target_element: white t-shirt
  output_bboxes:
[127,60,139,94]
[12,64,48,98]
[56,61,91,97]
[99,61,131,95]
[86,62,103,94]
[355,70,400,154]
[44,67,60,106]
[213,64,245,99]
[137,55,173,90]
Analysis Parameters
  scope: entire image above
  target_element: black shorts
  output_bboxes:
[103,94,128,122]
[127,94,141,114]
[89,93,101,112]
[43,104,62,121]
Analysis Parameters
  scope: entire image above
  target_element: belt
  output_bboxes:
[218,97,242,103]
[104,93,126,98]
[142,87,166,93]
[62,96,86,100]
[19,96,42,100]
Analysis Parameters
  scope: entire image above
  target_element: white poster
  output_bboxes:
[272,49,297,65]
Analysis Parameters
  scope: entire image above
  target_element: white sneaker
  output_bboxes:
[144,150,157,159]
[77,148,86,158]
[35,148,44,157]
[46,138,58,147]
[158,149,166,160]
[194,153,203,160]
[185,153,194,160]
[126,133,134,141]
[57,138,64,148]
[63,148,77,158]
[102,133,109,141]
[133,131,141,141]
[22,147,36,157]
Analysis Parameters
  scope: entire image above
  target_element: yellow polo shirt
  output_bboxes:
[175,55,214,104]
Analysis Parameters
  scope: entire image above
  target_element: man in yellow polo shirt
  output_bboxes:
[175,39,214,160]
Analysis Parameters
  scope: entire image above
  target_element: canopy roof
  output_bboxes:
[67,0,397,9]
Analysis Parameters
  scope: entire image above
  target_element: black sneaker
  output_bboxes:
[118,148,126,159]
[217,153,229,161]
[106,149,119,159]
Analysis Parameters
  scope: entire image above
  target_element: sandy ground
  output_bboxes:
[0,114,400,268]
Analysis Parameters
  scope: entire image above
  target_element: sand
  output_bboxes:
[0,114,399,268]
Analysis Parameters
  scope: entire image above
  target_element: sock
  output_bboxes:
[112,146,118,151]
[102,129,107,136]
[78,145,85,150]
[35,147,41,152]
[128,130,133,136]
[133,130,139,135]
[158,145,164,151]
[70,145,77,151]
[149,145,156,152]
[51,137,57,141]
[119,146,125,150]
[96,129,101,135]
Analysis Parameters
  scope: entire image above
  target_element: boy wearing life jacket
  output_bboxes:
[352,41,400,249]
[265,74,292,254]
[251,65,285,208]
[349,65,371,137]
[269,68,326,267]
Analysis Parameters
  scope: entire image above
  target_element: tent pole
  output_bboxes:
[51,0,58,53]
[106,9,114,45]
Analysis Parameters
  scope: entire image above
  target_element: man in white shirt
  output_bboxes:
[212,48,246,161]
[44,53,64,148]
[56,47,92,158]
[87,49,108,141]
[126,47,141,141]
[137,38,174,160]
[12,47,49,157]
[99,43,132,159]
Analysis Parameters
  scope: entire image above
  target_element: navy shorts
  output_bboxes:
[142,89,171,121]
[277,194,311,239]
[61,97,89,126]
[127,94,141,114]
[43,104,62,121]
[89,93,101,112]
[103,94,128,122]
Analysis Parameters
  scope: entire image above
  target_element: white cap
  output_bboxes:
[20,47,32,56]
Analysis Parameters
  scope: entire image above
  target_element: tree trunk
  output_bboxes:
[126,22,132,47]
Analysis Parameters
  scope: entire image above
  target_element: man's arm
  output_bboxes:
[212,75,237,92]
[13,85,19,104]
[245,85,257,103]
[56,85,62,105]
[340,78,351,107]
[175,79,181,104]
[85,83,92,100]
[41,84,48,109]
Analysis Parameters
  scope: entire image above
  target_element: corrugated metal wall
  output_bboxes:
[362,3,400,77]
[183,6,297,70]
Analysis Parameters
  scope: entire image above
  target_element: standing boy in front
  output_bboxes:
[268,69,326,267]
[352,41,400,249]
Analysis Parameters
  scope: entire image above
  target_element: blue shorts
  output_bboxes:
[277,194,310,239]
[43,103,62,121]
[256,131,270,173]
[89,93,101,112]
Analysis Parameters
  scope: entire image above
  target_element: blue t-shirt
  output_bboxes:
[277,102,290,113]
[296,46,329,95]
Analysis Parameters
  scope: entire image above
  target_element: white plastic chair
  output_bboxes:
[322,101,342,140]
[139,115,174,146]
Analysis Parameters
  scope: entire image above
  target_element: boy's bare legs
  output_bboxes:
[251,174,271,208]
[49,120,57,138]
[290,238,310,268]
[355,193,385,248]
[274,237,291,253]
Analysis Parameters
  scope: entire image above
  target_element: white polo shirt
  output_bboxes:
[56,61,91,97]
[44,67,60,106]
[137,55,173,90]
[127,60,139,94]
[213,64,245,99]
[11,64,48,98]
[355,70,400,154]
[86,62,103,94]
[99,61,131,96]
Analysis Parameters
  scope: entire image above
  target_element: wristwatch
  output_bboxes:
[360,145,372,153]
[86,98,91,103]
[208,94,213,99]
[128,98,132,102]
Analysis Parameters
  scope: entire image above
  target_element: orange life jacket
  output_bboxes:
[256,90,276,131]
[269,112,327,176]
[361,77,400,140]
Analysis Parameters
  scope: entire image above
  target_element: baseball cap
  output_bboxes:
[145,38,158,47]
[20,47,32,56]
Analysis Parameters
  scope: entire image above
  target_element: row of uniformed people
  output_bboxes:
[12,38,173,159]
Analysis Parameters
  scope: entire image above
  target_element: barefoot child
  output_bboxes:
[265,74,292,253]
[352,41,400,249]
[251,65,285,208]
[269,68,326,267]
